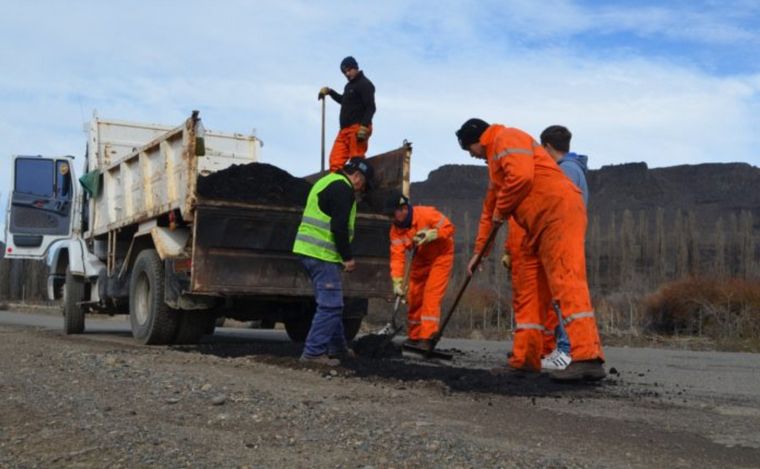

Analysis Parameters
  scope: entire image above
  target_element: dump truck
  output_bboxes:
[4,111,410,344]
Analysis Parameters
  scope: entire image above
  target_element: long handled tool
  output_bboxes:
[403,222,502,360]
[366,247,416,357]
[320,96,326,172]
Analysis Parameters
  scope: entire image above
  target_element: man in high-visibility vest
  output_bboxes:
[293,158,374,366]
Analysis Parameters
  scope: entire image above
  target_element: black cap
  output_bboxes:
[340,56,358,72]
[456,118,490,150]
[383,191,409,215]
[344,157,374,190]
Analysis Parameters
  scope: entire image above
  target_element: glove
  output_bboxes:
[356,125,370,141]
[501,252,511,270]
[318,86,331,100]
[413,228,438,245]
[392,277,406,297]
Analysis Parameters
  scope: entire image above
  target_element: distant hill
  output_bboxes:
[411,162,760,292]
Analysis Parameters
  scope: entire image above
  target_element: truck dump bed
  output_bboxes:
[87,112,260,237]
[191,145,412,299]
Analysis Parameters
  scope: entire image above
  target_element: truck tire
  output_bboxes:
[62,267,85,334]
[343,298,368,341]
[284,313,313,342]
[284,299,366,343]
[173,311,215,345]
[129,249,179,345]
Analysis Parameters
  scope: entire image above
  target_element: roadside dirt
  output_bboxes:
[1,324,759,468]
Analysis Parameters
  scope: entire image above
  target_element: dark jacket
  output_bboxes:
[317,173,356,261]
[328,71,376,129]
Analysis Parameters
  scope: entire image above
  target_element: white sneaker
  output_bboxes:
[541,349,572,371]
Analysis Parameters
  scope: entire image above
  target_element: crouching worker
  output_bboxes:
[293,158,374,366]
[385,193,455,350]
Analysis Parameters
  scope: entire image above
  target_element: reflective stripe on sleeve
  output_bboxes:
[493,147,533,161]
[421,316,440,323]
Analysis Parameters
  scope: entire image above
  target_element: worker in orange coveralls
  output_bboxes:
[386,193,455,349]
[318,56,376,172]
[455,118,605,381]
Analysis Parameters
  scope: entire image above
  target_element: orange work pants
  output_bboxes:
[507,220,552,371]
[536,204,604,362]
[328,124,371,172]
[407,239,454,340]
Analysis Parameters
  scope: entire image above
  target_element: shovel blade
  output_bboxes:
[401,342,453,361]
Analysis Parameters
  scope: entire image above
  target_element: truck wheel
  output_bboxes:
[129,249,179,345]
[343,317,363,341]
[174,311,215,345]
[343,298,368,341]
[62,267,85,334]
[284,313,313,343]
[284,299,366,343]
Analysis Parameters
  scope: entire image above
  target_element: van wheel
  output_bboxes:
[129,249,179,345]
[62,267,86,334]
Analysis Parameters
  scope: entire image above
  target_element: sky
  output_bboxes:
[1,0,759,240]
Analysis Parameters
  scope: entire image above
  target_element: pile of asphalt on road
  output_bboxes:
[197,163,312,207]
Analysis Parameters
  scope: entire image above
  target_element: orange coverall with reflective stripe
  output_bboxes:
[329,124,372,172]
[390,206,455,340]
[474,125,604,365]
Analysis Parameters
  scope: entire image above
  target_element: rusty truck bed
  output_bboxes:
[190,199,390,298]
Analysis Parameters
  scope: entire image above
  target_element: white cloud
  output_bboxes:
[0,0,758,228]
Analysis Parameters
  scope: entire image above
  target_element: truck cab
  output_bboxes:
[5,155,78,260]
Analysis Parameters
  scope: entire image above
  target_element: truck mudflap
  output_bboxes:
[191,201,390,298]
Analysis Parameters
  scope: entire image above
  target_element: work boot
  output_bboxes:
[550,359,606,382]
[541,349,572,371]
[299,354,340,367]
[328,347,357,360]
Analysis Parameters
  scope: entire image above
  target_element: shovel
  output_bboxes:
[320,95,326,172]
[403,222,502,360]
[362,247,416,357]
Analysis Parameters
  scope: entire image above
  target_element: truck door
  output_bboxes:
[4,156,75,259]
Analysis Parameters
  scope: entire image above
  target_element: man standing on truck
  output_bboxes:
[385,193,455,350]
[455,118,605,381]
[293,158,374,366]
[318,56,376,172]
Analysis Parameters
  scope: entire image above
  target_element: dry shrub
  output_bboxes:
[643,277,760,340]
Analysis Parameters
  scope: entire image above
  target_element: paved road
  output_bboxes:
[3,309,758,408]
[2,308,760,466]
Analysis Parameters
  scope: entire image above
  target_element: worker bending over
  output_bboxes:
[293,158,374,366]
[318,56,376,172]
[386,193,455,349]
[456,118,605,381]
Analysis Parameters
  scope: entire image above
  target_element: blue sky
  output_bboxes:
[1,0,759,240]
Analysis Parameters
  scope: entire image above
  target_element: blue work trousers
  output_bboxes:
[300,256,347,358]
[552,301,571,354]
